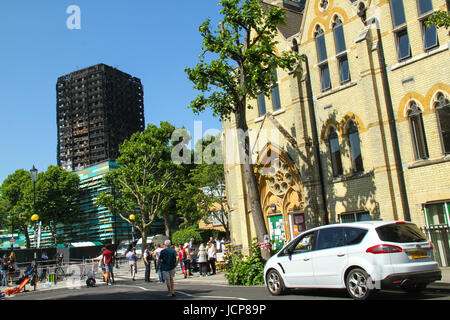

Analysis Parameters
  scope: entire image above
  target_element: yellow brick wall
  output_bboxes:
[223,0,450,252]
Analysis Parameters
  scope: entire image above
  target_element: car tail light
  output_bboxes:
[366,244,403,254]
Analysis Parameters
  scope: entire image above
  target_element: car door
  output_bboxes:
[277,231,316,287]
[312,227,348,287]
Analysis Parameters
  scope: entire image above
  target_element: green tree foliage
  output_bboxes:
[171,227,203,246]
[33,165,80,245]
[185,0,301,260]
[224,238,265,285]
[189,135,230,238]
[0,169,34,247]
[426,10,450,29]
[96,122,181,251]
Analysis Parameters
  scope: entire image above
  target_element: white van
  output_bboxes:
[135,237,154,258]
[135,234,169,257]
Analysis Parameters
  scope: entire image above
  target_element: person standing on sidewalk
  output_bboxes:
[1,254,9,286]
[153,244,164,283]
[159,240,178,297]
[102,246,114,285]
[197,244,208,277]
[143,246,152,282]
[126,247,138,281]
[207,242,217,275]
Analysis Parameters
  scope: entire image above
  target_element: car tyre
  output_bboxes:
[345,268,373,300]
[266,269,286,296]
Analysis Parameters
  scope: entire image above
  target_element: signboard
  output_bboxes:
[268,215,285,251]
[9,237,15,243]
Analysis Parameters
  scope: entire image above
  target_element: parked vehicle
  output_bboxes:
[264,221,442,300]
[135,235,169,257]
[116,240,132,258]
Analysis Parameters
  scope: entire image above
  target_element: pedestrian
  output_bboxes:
[143,245,152,282]
[159,239,178,297]
[8,251,16,285]
[126,247,138,281]
[91,252,105,282]
[102,246,114,285]
[1,254,9,286]
[197,244,208,277]
[177,244,184,275]
[182,243,192,278]
[39,251,48,282]
[207,242,217,275]
[153,243,164,283]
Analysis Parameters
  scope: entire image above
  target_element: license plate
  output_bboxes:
[409,250,429,259]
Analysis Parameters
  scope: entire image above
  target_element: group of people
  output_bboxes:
[1,252,16,287]
[94,237,228,297]
[178,239,218,278]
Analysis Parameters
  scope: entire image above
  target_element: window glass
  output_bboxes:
[328,128,343,177]
[397,29,411,60]
[272,81,281,112]
[315,28,328,62]
[293,232,315,253]
[333,18,346,54]
[390,0,407,27]
[348,121,364,172]
[409,103,429,160]
[376,223,427,243]
[316,227,346,250]
[436,94,450,154]
[417,0,433,15]
[258,93,266,116]
[426,203,448,226]
[320,64,331,91]
[423,23,438,50]
[339,55,350,83]
[344,227,368,245]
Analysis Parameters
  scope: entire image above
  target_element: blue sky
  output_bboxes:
[0,0,224,184]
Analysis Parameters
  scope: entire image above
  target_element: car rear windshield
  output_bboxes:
[376,223,427,243]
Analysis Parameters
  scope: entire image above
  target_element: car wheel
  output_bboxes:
[266,269,286,296]
[345,268,373,300]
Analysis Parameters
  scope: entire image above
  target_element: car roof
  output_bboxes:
[309,220,413,231]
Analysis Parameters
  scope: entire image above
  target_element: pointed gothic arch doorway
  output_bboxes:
[257,144,306,250]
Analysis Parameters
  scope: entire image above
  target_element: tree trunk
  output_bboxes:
[163,211,171,238]
[235,106,270,261]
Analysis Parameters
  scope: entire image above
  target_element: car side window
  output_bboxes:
[293,232,315,254]
[316,227,346,250]
[279,231,316,256]
[344,227,368,245]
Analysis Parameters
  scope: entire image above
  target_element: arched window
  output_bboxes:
[328,127,343,177]
[332,16,350,84]
[435,93,450,154]
[315,26,331,91]
[347,121,364,172]
[408,101,429,160]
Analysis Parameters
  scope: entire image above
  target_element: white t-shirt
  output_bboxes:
[126,251,137,264]
[207,247,216,259]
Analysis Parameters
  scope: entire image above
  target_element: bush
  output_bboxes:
[171,227,203,245]
[224,238,265,286]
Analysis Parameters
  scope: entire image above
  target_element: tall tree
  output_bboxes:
[33,165,80,245]
[0,169,34,248]
[96,122,180,251]
[190,135,230,238]
[185,0,301,259]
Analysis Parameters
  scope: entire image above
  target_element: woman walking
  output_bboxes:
[197,244,208,277]
[207,242,217,275]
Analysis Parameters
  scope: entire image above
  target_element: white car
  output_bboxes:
[264,221,442,300]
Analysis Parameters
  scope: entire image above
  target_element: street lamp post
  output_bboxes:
[30,214,39,291]
[129,214,135,243]
[29,165,38,291]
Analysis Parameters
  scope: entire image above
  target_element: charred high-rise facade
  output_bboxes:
[57,64,145,171]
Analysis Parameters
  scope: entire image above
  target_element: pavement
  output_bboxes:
[2,261,450,297]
